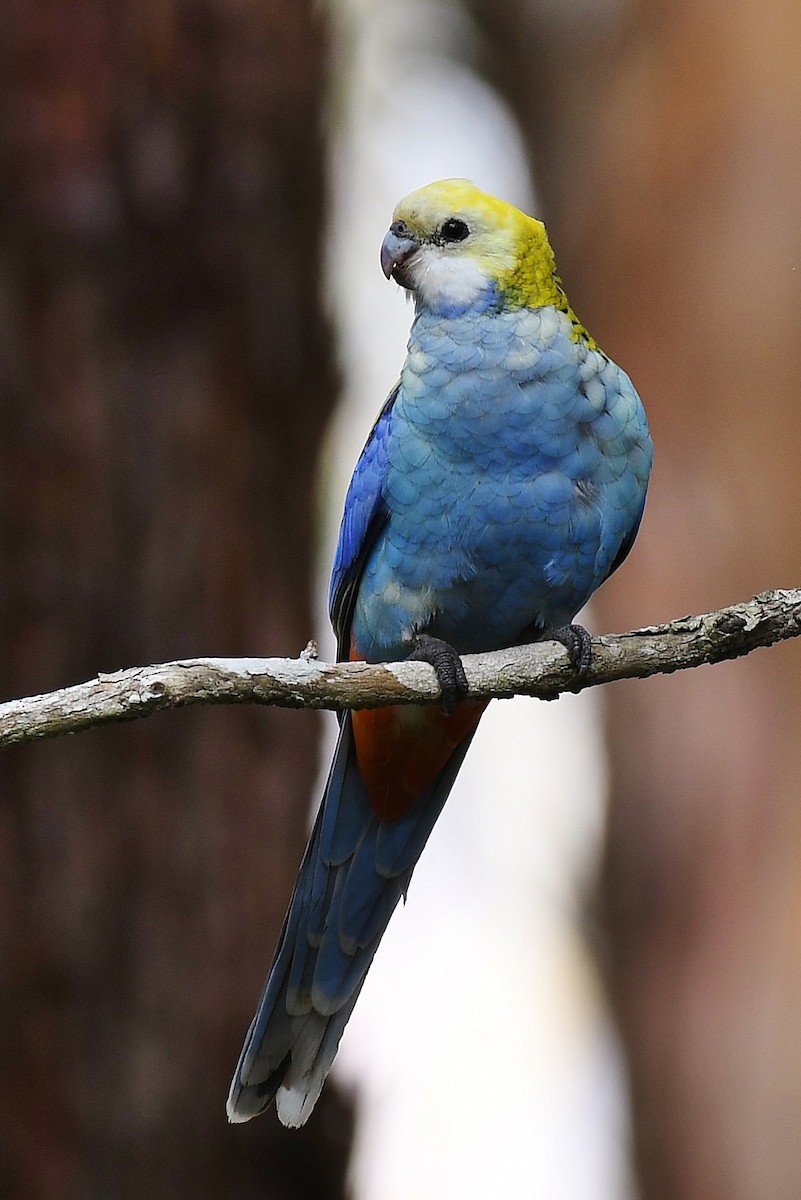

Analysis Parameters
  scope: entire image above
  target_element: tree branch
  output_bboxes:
[1,589,799,750]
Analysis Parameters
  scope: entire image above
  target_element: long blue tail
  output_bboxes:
[226,713,475,1126]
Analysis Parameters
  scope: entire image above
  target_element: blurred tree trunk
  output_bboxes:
[473,2,801,1198]
[0,2,352,1198]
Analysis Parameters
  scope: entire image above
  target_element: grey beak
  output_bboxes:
[380,229,418,280]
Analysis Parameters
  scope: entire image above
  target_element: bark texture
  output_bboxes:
[0,590,798,747]
[0,2,351,1196]
[471,2,801,1197]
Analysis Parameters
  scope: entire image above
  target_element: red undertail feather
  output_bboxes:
[349,646,485,820]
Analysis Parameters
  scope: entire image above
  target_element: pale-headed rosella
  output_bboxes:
[227,179,652,1126]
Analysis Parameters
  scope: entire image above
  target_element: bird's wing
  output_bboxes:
[328,384,398,660]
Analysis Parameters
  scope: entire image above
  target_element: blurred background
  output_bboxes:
[1,1,800,1197]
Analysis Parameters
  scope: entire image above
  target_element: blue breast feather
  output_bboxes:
[331,305,652,664]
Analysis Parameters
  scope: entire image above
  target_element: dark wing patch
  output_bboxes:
[605,500,646,582]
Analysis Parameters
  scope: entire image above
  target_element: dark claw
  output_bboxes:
[408,634,468,714]
[547,623,593,677]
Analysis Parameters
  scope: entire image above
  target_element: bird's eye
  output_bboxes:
[439,218,469,243]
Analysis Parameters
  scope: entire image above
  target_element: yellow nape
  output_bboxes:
[393,179,594,343]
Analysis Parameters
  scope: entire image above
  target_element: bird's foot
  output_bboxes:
[408,634,468,714]
[546,623,592,678]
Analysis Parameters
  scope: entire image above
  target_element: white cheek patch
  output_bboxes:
[409,246,489,312]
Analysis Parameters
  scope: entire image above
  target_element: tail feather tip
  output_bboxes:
[276,1083,318,1128]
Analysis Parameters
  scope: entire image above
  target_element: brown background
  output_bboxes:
[2,2,801,1198]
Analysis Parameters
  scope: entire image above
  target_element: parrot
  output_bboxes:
[227,178,652,1127]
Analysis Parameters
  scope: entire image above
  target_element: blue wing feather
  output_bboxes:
[328,385,398,657]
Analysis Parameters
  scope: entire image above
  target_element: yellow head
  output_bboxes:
[380,179,581,328]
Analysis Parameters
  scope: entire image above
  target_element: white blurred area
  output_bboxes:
[319,2,635,1195]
